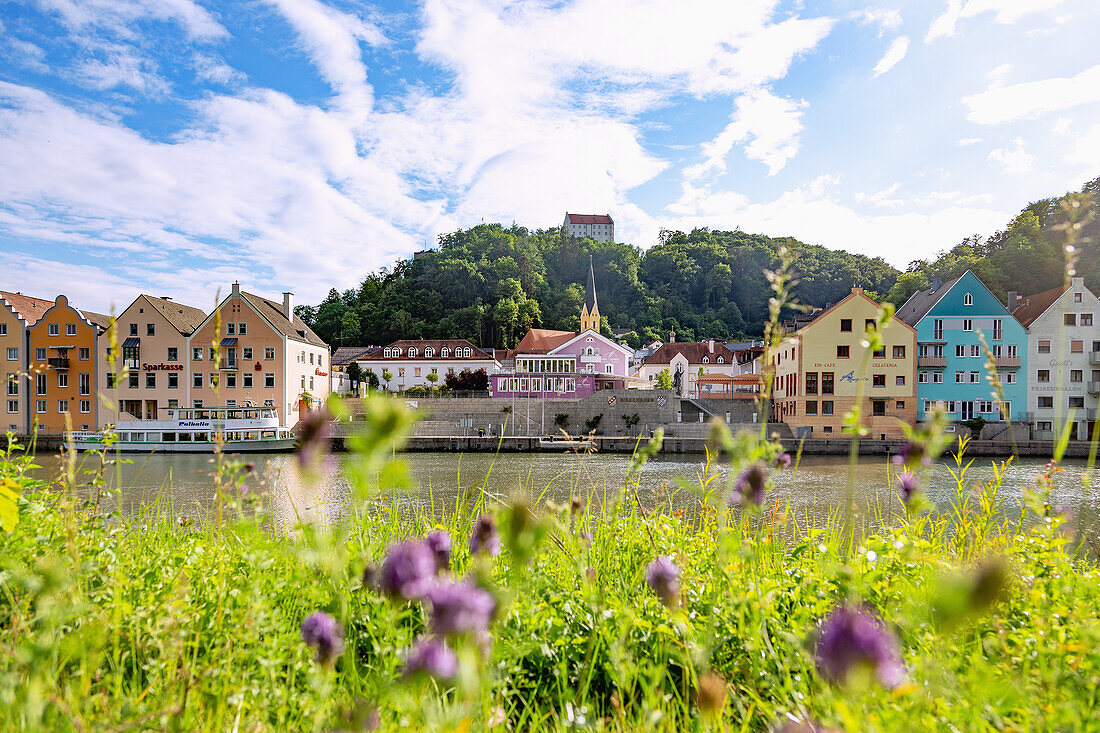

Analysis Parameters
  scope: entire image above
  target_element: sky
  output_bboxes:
[1,0,1099,314]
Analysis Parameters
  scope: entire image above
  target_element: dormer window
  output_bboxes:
[702,356,710,364]
[425,347,434,358]
[585,337,593,342]
[717,356,725,363]
[441,347,450,358]
[964,292,973,306]
[408,347,418,358]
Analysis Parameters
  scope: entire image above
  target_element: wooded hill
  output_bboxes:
[297,176,1098,349]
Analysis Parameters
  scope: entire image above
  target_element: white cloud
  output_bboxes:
[686,88,807,178]
[926,0,1067,42]
[957,137,983,146]
[1070,123,1100,170]
[855,183,903,208]
[988,137,1035,174]
[873,36,909,77]
[33,0,227,41]
[963,65,1100,124]
[854,8,903,34]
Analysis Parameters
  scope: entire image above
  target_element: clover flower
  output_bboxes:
[379,540,436,601]
[774,452,792,470]
[814,605,904,688]
[732,463,768,506]
[404,637,458,680]
[425,580,497,636]
[469,513,501,557]
[892,441,930,467]
[300,611,344,665]
[646,555,680,606]
[896,471,919,504]
[425,530,452,574]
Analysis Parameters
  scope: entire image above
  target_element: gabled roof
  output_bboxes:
[584,255,599,313]
[1012,285,1068,327]
[139,295,207,335]
[895,275,964,326]
[566,213,612,225]
[364,339,496,361]
[514,328,576,354]
[332,346,375,365]
[0,291,54,325]
[548,329,633,357]
[240,291,327,348]
[642,341,737,365]
[82,311,113,330]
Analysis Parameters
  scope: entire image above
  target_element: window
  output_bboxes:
[193,400,203,408]
[933,319,943,340]
[48,323,59,336]
[1037,370,1050,383]
[1071,340,1084,353]
[933,372,943,384]
[840,319,852,332]
[146,372,156,389]
[36,400,46,413]
[6,347,17,361]
[193,347,203,361]
[805,401,818,415]
[408,348,418,358]
[79,399,90,414]
[1038,396,1053,409]
[309,353,314,365]
[79,373,90,396]
[66,323,76,336]
[918,372,928,383]
[227,322,236,335]
[243,347,253,360]
[892,345,906,359]
[717,356,725,363]
[1084,314,1094,326]
[209,373,219,388]
[57,399,68,413]
[1069,397,1085,409]
[6,375,16,396]
[805,372,818,395]
[147,323,155,336]
[1037,421,1053,431]
[865,319,876,332]
[0,324,5,337]
[821,401,834,415]
[956,344,966,358]
[992,319,1002,340]
[243,373,253,388]
[963,292,973,306]
[79,347,89,360]
[968,345,979,358]
[209,347,215,361]
[963,319,973,331]
[35,347,45,361]
[129,323,137,336]
[265,347,275,360]
[872,400,886,416]
[821,372,834,395]
[6,400,17,414]
[969,371,980,383]
[414,367,421,377]
[896,400,905,411]
[106,373,116,388]
[837,345,850,359]
[896,375,905,386]
[1038,340,1051,354]
[872,374,885,387]
[1075,292,1083,303]
[193,373,203,388]
[226,372,236,388]
[239,323,246,335]
[164,347,176,362]
[128,372,139,388]
[168,373,178,389]
[56,372,68,388]
[264,373,275,388]
[1005,372,1016,384]
[1065,313,1077,326]
[441,347,450,358]
[1071,370,1083,382]
[606,365,614,374]
[425,347,435,358]
[36,373,46,395]
[872,347,886,359]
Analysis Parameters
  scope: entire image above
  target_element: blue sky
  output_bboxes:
[1,0,1099,312]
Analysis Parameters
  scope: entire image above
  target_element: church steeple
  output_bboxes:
[580,255,600,333]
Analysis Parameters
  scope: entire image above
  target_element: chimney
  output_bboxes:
[708,339,714,353]
[851,287,863,295]
[231,281,240,297]
[1072,276,1085,288]
[283,291,294,320]
[160,296,172,301]
[1007,290,1018,312]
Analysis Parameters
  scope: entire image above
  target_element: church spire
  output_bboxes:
[580,254,601,332]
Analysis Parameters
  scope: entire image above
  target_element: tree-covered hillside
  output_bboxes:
[297,176,1097,349]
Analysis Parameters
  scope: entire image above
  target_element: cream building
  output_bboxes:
[97,295,207,426]
[1011,276,1100,440]
[356,340,499,391]
[773,287,917,439]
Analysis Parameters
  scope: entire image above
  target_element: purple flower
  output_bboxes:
[732,463,768,506]
[425,530,452,574]
[469,513,501,557]
[425,580,497,636]
[774,452,792,470]
[300,611,344,665]
[814,605,904,688]
[892,441,930,467]
[896,471,919,503]
[379,541,436,601]
[296,405,333,466]
[404,637,458,680]
[646,555,680,606]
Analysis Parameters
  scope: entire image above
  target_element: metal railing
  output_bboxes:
[917,356,946,368]
[47,357,69,370]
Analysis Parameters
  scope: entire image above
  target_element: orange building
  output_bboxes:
[1,291,54,434]
[25,295,110,433]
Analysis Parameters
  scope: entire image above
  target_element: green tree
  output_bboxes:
[655,368,673,390]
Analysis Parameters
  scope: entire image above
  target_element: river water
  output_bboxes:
[25,449,1100,544]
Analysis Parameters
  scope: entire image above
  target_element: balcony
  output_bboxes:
[917,356,946,368]
[1091,351,1100,365]
[220,359,239,370]
[47,357,70,370]
[993,356,1020,369]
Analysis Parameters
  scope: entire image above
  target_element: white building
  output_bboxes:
[355,339,500,391]
[563,213,614,243]
[635,341,741,396]
[1011,276,1100,440]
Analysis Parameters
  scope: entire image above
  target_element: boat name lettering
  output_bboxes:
[178,420,212,429]
[143,363,184,371]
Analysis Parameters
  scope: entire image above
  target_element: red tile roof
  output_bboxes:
[514,328,576,354]
[1012,285,1067,327]
[643,341,736,365]
[0,291,54,325]
[365,339,495,360]
[566,213,613,225]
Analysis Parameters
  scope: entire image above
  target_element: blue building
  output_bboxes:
[896,271,1028,422]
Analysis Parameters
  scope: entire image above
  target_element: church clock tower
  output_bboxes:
[580,255,601,333]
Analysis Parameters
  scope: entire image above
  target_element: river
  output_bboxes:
[24,449,1100,544]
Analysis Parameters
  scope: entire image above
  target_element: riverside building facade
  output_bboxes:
[897,271,1027,422]
[773,287,917,439]
[636,341,740,395]
[1011,276,1100,440]
[1,291,53,433]
[187,284,329,425]
[355,340,500,391]
[97,295,207,426]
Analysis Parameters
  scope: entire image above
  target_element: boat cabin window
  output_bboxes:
[162,433,176,442]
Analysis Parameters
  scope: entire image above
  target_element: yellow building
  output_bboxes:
[1,291,54,434]
[773,287,917,439]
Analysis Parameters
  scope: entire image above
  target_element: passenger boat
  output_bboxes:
[71,405,297,453]
[537,437,596,452]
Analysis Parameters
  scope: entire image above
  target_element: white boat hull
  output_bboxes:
[71,437,298,453]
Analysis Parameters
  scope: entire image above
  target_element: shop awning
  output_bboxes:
[220,337,238,346]
[122,337,140,348]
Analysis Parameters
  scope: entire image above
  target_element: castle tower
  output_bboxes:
[580,255,600,333]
